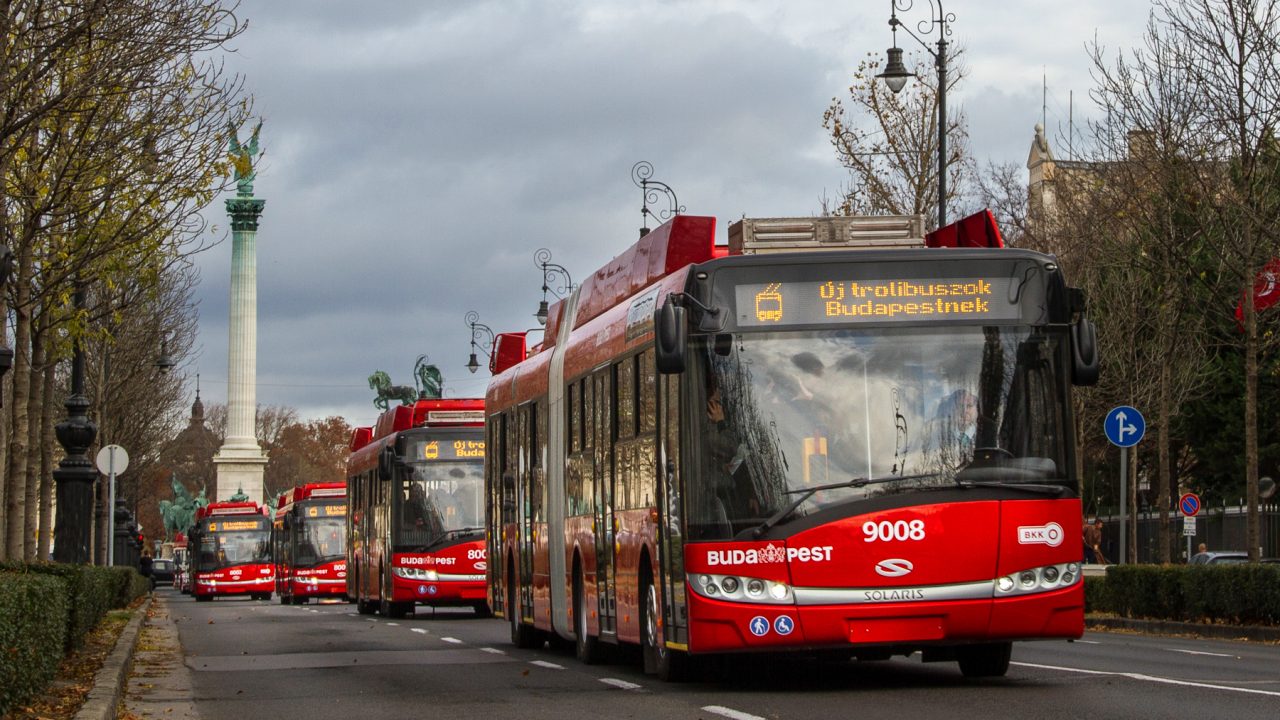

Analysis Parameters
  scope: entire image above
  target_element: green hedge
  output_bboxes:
[1091,564,1280,625]
[0,572,70,717]
[0,561,150,717]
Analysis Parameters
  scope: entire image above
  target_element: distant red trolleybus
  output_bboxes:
[190,500,274,601]
[486,213,1100,680]
[273,482,349,604]
[347,397,489,618]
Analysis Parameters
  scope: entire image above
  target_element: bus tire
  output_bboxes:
[278,594,289,605]
[574,566,602,665]
[641,569,690,682]
[195,594,212,603]
[957,642,1012,678]
[356,598,376,615]
[472,602,492,618]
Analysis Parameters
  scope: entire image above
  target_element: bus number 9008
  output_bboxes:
[863,520,925,542]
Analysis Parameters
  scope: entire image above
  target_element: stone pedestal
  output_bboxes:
[214,195,267,503]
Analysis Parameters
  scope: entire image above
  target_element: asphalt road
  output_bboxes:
[165,589,1280,720]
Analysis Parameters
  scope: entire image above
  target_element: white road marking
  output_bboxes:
[529,660,564,670]
[441,637,463,644]
[411,629,428,635]
[1013,662,1280,697]
[346,613,358,617]
[702,706,767,720]
[599,678,642,690]
[1166,648,1235,658]
[1074,640,1101,645]
[480,647,505,655]
[386,622,399,626]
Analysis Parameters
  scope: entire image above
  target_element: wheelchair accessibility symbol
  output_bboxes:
[773,615,795,636]
[749,616,770,637]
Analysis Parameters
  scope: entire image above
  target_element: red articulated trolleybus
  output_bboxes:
[347,397,488,618]
[273,482,349,604]
[487,213,1100,680]
[190,500,274,601]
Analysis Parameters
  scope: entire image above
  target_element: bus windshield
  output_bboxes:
[688,326,1071,540]
[397,460,485,549]
[200,529,271,570]
[297,516,346,566]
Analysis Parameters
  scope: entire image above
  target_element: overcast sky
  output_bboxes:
[189,0,1154,430]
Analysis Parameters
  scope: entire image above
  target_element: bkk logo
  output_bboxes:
[1017,522,1064,547]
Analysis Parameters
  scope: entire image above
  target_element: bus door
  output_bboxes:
[593,369,618,636]
[517,407,535,621]
[657,370,688,647]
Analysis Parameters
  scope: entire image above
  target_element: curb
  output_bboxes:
[75,594,153,720]
[1086,615,1280,643]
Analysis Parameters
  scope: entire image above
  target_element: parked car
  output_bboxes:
[1190,551,1250,565]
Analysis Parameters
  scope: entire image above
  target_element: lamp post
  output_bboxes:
[465,311,494,375]
[631,161,685,238]
[53,282,98,564]
[876,0,955,230]
[533,248,573,326]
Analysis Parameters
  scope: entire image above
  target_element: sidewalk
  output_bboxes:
[118,593,198,719]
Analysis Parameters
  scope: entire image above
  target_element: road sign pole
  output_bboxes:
[107,461,116,565]
[1119,446,1127,565]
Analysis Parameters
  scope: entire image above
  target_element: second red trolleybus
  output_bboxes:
[347,397,489,617]
[190,500,274,601]
[273,482,349,604]
[486,213,1100,680]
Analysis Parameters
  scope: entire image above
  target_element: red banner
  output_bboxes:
[1234,257,1280,327]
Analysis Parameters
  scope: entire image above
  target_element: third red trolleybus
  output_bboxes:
[190,500,274,601]
[486,213,1099,680]
[347,397,489,617]
[273,482,349,604]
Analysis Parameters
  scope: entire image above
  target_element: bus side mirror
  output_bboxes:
[377,444,395,482]
[1071,317,1099,386]
[655,297,687,374]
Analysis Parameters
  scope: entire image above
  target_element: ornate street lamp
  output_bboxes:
[465,311,494,374]
[155,334,176,374]
[53,282,99,563]
[533,248,573,326]
[877,0,955,229]
[631,160,685,238]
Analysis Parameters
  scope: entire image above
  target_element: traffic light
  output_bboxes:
[132,531,145,550]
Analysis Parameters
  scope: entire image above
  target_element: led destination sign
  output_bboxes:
[407,438,486,461]
[734,276,1022,327]
[206,518,268,533]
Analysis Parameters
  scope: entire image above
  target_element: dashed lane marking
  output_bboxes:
[529,660,564,670]
[1166,649,1235,658]
[480,647,505,655]
[1012,662,1280,697]
[386,622,399,626]
[441,637,463,644]
[599,678,642,690]
[702,706,766,720]
[412,629,428,635]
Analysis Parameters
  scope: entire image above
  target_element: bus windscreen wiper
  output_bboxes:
[953,480,1069,496]
[425,526,484,549]
[750,473,935,539]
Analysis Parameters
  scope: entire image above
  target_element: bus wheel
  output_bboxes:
[195,595,212,603]
[641,572,690,681]
[356,598,376,615]
[956,642,1012,678]
[472,602,492,618]
[574,568,602,665]
[278,594,289,605]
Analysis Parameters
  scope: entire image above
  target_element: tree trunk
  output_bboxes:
[37,358,56,561]
[22,328,45,560]
[4,233,34,559]
[1157,355,1172,563]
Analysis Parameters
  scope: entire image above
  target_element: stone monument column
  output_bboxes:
[214,121,268,502]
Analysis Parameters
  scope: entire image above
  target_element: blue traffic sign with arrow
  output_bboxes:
[1104,406,1145,448]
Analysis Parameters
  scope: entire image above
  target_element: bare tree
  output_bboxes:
[822,50,973,229]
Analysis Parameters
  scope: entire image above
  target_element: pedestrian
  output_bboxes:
[1197,542,1207,554]
[1082,519,1108,564]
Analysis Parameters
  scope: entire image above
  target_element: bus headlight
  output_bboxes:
[995,562,1082,597]
[690,573,793,605]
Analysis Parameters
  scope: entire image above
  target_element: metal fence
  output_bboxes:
[1095,503,1280,563]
